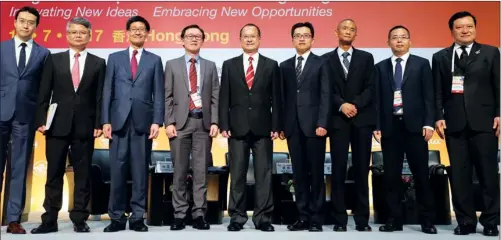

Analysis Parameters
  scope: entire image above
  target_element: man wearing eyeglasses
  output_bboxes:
[0,6,50,234]
[279,22,330,232]
[31,17,106,234]
[101,16,164,232]
[322,19,375,232]
[373,25,437,234]
[164,24,219,231]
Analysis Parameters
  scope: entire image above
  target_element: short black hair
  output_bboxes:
[181,24,205,40]
[15,6,40,27]
[291,22,315,39]
[448,11,477,31]
[388,25,410,39]
[239,23,261,37]
[126,16,150,32]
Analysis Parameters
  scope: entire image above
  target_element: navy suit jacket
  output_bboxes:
[0,39,50,123]
[280,53,331,137]
[375,54,435,136]
[102,48,165,133]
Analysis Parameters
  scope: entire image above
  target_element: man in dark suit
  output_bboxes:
[0,6,51,234]
[30,17,105,234]
[322,19,374,232]
[219,23,281,232]
[101,16,164,232]
[373,25,437,234]
[433,11,500,236]
[164,24,219,231]
[279,22,330,232]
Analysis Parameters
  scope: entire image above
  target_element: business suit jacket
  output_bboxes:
[375,54,435,136]
[102,49,165,133]
[280,53,331,137]
[164,56,219,130]
[323,47,376,129]
[433,42,500,133]
[35,51,106,138]
[0,39,51,123]
[219,54,281,137]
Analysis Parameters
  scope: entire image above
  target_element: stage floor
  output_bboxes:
[0,213,493,240]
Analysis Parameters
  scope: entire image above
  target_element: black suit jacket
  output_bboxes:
[375,54,435,135]
[280,53,331,138]
[323,47,376,129]
[36,51,106,138]
[432,42,500,133]
[219,54,281,137]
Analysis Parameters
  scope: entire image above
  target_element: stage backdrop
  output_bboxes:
[1,1,499,213]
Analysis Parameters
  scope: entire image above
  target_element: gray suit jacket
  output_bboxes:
[164,55,219,130]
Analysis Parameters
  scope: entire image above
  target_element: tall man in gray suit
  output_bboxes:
[164,24,219,231]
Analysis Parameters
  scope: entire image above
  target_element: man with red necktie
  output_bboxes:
[219,23,282,232]
[101,16,164,232]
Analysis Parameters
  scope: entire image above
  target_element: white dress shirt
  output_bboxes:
[69,48,87,82]
[14,36,33,67]
[295,50,311,72]
[243,52,259,73]
[337,47,353,74]
[454,42,474,58]
[129,47,143,64]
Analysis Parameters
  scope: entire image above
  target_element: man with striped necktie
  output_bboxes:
[219,23,282,232]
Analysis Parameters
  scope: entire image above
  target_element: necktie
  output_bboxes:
[18,42,27,74]
[296,56,303,82]
[189,58,198,110]
[342,52,350,78]
[460,45,468,66]
[72,53,81,90]
[246,56,254,89]
[394,57,403,90]
[131,50,138,79]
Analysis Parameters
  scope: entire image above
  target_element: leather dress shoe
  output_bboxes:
[227,222,243,231]
[129,220,148,232]
[170,218,186,231]
[255,222,274,232]
[453,224,476,235]
[309,223,322,232]
[379,222,403,232]
[73,222,90,233]
[356,225,372,232]
[421,223,437,234]
[7,222,26,234]
[483,225,499,236]
[31,222,58,234]
[103,220,126,232]
[333,224,347,232]
[192,216,210,230]
[287,220,309,231]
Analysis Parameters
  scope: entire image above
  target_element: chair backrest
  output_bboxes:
[151,150,172,165]
[325,153,331,163]
[346,152,354,179]
[371,151,383,167]
[428,150,441,166]
[271,152,290,174]
[91,149,111,181]
[225,152,290,184]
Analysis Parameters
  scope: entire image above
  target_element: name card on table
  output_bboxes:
[155,158,174,173]
[276,162,293,174]
[324,163,332,175]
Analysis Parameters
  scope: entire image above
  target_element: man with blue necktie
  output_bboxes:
[0,6,51,234]
[101,16,164,232]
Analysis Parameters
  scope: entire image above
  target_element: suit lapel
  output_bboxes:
[346,48,359,81]
[234,55,247,88]
[8,39,18,77]
[443,44,454,73]
[467,42,481,66]
[386,58,396,91]
[401,55,412,88]
[252,55,265,88]
[20,42,40,77]
[122,50,133,80]
[297,54,315,88]
[331,48,346,81]
[62,51,75,91]
[178,57,190,92]
[77,53,97,93]
[200,58,206,92]
[134,50,148,81]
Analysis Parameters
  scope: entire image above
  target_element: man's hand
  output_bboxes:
[279,131,285,140]
[315,127,327,137]
[93,129,103,138]
[37,126,46,134]
[341,103,357,118]
[149,124,160,139]
[166,124,177,138]
[435,120,447,139]
[103,124,112,139]
[209,124,219,137]
[373,130,382,143]
[491,117,500,137]
[423,128,433,142]
[271,132,279,140]
[222,131,231,138]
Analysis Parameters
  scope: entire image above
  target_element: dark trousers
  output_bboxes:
[446,124,499,227]
[286,120,326,224]
[41,134,94,223]
[228,132,273,226]
[381,117,435,224]
[108,116,151,222]
[329,124,372,226]
[0,116,35,223]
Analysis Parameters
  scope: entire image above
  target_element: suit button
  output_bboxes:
[249,107,252,110]
[297,90,300,93]
[129,98,132,100]
[249,93,252,96]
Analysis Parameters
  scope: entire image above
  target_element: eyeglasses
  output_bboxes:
[68,31,89,36]
[17,18,36,27]
[390,35,410,41]
[293,34,312,39]
[184,35,203,40]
